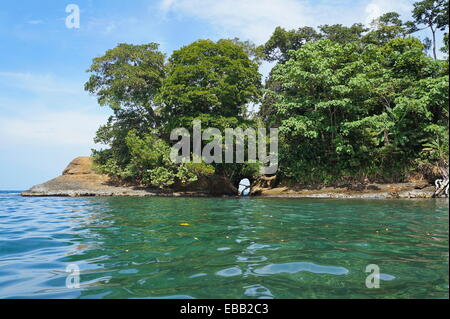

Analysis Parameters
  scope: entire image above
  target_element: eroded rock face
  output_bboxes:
[22,157,112,196]
[62,157,94,175]
[22,156,238,197]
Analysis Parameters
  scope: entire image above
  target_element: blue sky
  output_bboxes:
[0,0,444,190]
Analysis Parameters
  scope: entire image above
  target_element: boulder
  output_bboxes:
[62,156,94,175]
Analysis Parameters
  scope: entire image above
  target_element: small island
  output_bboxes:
[4,0,450,301]
[23,19,448,199]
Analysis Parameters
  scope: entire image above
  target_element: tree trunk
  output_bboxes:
[432,26,437,60]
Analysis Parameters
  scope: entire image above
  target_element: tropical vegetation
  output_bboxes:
[86,0,449,190]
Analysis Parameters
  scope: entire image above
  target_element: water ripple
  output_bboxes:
[253,262,349,276]
[0,192,448,298]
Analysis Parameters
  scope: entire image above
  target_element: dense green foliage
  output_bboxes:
[267,38,448,183]
[87,0,449,188]
[88,40,262,188]
[158,39,261,119]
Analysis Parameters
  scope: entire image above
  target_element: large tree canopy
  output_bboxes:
[157,39,261,119]
[85,43,165,112]
[262,26,321,63]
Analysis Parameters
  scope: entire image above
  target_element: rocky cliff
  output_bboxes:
[21,156,238,197]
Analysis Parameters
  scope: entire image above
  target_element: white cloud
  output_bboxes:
[0,72,79,95]
[84,16,117,35]
[27,20,43,25]
[160,0,309,43]
[365,3,383,24]
[160,0,176,12]
[364,0,413,24]
[0,72,111,149]
[159,0,416,44]
[0,71,111,188]
[0,110,106,148]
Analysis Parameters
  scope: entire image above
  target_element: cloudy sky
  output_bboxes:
[0,0,442,189]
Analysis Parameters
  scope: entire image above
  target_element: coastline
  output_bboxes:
[21,156,438,199]
[20,157,237,198]
[251,184,436,199]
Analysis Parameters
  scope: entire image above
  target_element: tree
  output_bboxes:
[85,43,165,115]
[442,33,449,56]
[411,0,449,59]
[364,12,410,44]
[87,39,263,188]
[86,4,449,190]
[268,37,448,183]
[86,43,167,176]
[157,39,261,119]
[229,38,265,64]
[261,26,321,63]
[319,23,368,43]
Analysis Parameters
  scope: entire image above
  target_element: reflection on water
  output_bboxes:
[253,262,349,275]
[0,191,448,298]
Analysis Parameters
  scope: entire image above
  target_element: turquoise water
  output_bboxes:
[0,191,448,299]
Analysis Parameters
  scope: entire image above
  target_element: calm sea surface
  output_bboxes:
[0,191,448,299]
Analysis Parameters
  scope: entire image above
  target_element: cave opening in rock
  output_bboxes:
[238,178,251,196]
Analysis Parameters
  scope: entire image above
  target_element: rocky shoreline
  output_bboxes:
[21,157,237,198]
[22,157,438,199]
[251,184,436,199]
